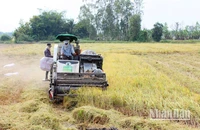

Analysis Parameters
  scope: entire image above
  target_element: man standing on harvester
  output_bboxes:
[61,40,76,60]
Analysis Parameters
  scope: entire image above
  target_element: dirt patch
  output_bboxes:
[0,79,23,105]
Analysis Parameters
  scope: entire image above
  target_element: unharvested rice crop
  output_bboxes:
[0,43,200,129]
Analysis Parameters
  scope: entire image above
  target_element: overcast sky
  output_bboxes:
[0,0,200,32]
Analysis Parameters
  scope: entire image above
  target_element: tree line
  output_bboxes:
[1,0,200,42]
[12,0,143,42]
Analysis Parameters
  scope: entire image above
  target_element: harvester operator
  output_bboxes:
[61,40,76,60]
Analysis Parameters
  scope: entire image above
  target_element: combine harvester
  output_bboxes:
[48,34,108,101]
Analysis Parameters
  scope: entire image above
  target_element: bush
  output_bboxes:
[0,34,11,41]
[15,34,34,43]
[47,35,56,41]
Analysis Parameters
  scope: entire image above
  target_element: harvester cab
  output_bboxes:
[48,34,108,101]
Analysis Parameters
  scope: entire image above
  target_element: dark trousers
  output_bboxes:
[62,55,73,60]
[45,71,49,79]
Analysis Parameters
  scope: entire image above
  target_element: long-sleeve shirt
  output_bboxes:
[61,44,75,57]
[44,47,53,58]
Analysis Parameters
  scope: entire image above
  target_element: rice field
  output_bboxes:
[0,43,200,130]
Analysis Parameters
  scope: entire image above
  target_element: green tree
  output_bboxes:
[178,29,188,40]
[0,34,11,41]
[79,4,97,39]
[88,24,97,40]
[114,21,120,40]
[193,22,200,39]
[119,19,127,40]
[13,20,33,42]
[102,3,116,40]
[152,22,163,42]
[162,23,171,40]
[65,19,75,34]
[79,0,142,41]
[114,0,135,40]
[74,20,89,38]
[134,0,143,15]
[14,10,74,42]
[129,15,141,41]
[138,30,148,42]
[30,10,67,40]
[78,4,95,23]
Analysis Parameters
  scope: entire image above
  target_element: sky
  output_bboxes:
[0,0,200,32]
[142,0,200,30]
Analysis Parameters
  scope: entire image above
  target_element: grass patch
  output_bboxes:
[72,106,199,130]
[20,99,40,113]
[72,106,111,125]
[29,108,60,129]
[118,117,199,130]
